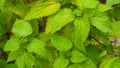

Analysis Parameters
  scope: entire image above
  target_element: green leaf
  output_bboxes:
[37,32,50,41]
[0,25,6,35]
[4,36,20,51]
[53,56,69,68]
[86,45,101,64]
[7,51,18,63]
[97,4,112,12]
[69,64,81,68]
[45,8,74,34]
[99,57,119,68]
[69,59,96,68]
[7,49,24,63]
[51,34,73,51]
[73,9,83,17]
[0,0,6,10]
[81,0,99,8]
[27,38,46,56]
[6,64,18,68]
[71,16,90,52]
[80,59,96,68]
[25,2,60,20]
[71,0,99,9]
[0,59,6,68]
[70,50,87,63]
[106,0,120,6]
[16,53,35,68]
[111,58,120,68]
[12,19,33,37]
[112,7,120,20]
[111,21,120,37]
[92,12,112,33]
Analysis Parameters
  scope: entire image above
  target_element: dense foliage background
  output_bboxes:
[0,0,120,68]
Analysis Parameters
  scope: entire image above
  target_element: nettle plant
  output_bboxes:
[0,0,120,68]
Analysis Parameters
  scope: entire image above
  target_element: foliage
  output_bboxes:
[0,0,120,68]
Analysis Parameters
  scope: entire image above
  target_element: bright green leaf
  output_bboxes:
[111,58,120,68]
[4,36,20,51]
[45,8,74,34]
[99,57,119,68]
[51,34,73,51]
[12,19,33,37]
[69,59,96,68]
[37,32,50,41]
[0,0,6,10]
[27,38,46,56]
[7,51,18,63]
[106,0,120,6]
[71,0,99,9]
[81,0,99,8]
[16,53,35,68]
[111,21,120,37]
[92,12,112,33]
[97,4,112,12]
[69,64,81,68]
[53,56,69,68]
[79,59,96,68]
[7,49,24,63]
[71,16,90,52]
[25,2,60,20]
[70,50,87,63]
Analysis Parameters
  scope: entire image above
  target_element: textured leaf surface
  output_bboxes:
[25,2,60,20]
[27,38,46,56]
[99,57,119,68]
[81,0,99,8]
[51,34,73,51]
[71,17,90,51]
[4,36,20,51]
[97,4,112,12]
[111,22,120,37]
[106,0,120,6]
[12,19,33,37]
[7,51,18,63]
[71,0,98,9]
[70,50,87,63]
[92,12,112,33]
[53,56,69,68]
[69,59,96,68]
[16,53,35,68]
[7,49,24,63]
[45,8,74,34]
